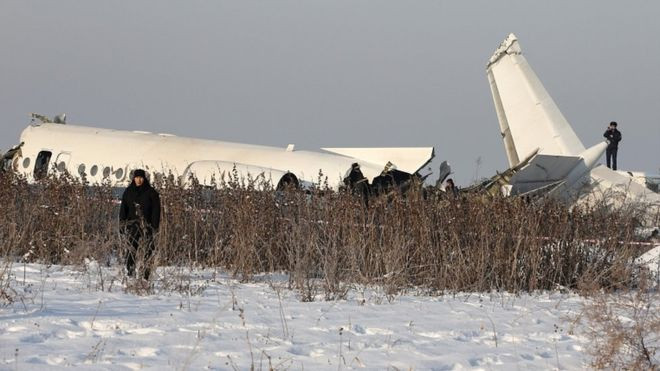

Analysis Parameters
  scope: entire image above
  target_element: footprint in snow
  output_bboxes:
[20,333,48,344]
[288,346,310,356]
[352,324,366,334]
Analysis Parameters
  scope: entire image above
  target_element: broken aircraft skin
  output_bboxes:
[3,113,435,195]
[483,33,660,215]
[1,142,23,173]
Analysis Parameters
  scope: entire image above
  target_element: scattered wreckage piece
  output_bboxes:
[1,142,23,172]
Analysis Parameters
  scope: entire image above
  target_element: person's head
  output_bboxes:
[609,121,618,129]
[446,178,454,186]
[132,169,146,187]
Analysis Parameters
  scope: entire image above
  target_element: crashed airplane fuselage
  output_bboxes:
[3,116,434,191]
[485,33,660,208]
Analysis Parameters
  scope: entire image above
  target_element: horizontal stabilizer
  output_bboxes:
[509,154,581,195]
[511,154,581,183]
[321,147,434,174]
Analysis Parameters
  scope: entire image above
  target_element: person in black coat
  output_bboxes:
[603,121,622,170]
[119,169,161,279]
[343,163,370,206]
[444,178,459,198]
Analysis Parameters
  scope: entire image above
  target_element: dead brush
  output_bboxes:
[0,259,17,307]
[0,170,117,266]
[0,170,656,299]
[578,275,659,370]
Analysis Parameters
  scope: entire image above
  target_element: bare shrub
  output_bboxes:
[0,260,16,307]
[0,170,117,265]
[579,280,659,369]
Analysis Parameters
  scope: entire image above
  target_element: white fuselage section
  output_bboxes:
[12,123,434,190]
[616,171,660,193]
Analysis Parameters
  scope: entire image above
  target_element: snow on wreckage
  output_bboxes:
[1,113,435,197]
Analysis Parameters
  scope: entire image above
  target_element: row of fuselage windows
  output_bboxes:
[21,152,127,181]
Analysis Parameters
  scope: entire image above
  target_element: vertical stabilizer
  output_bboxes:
[487,34,585,167]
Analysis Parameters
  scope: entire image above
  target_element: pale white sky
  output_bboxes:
[1,1,659,185]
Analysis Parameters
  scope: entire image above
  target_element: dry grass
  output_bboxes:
[578,275,659,370]
[0,260,16,307]
[0,170,656,299]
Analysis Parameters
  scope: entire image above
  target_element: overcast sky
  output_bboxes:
[1,1,658,185]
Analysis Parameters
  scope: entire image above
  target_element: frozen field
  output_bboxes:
[1,263,594,370]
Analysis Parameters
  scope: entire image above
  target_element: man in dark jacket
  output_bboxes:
[119,169,161,279]
[444,178,459,198]
[603,121,622,170]
[343,162,370,206]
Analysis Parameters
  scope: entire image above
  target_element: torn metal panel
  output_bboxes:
[30,113,66,125]
[1,142,23,172]
[436,161,452,186]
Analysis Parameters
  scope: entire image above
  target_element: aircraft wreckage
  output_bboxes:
[0,113,434,193]
[469,33,660,208]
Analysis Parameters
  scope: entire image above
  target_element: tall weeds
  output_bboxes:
[0,170,656,298]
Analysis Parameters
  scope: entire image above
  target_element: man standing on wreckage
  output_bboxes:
[119,169,161,280]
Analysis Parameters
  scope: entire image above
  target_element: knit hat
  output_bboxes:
[133,169,146,178]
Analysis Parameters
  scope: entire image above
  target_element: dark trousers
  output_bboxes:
[123,224,155,279]
[606,147,618,170]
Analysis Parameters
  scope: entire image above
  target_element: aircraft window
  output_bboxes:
[103,167,111,178]
[57,161,66,172]
[90,165,98,176]
[23,157,30,169]
[78,164,86,176]
[34,151,52,180]
[115,168,124,180]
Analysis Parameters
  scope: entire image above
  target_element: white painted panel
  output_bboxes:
[487,34,585,163]
[17,123,434,190]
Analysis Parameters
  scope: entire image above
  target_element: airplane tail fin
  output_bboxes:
[487,34,585,167]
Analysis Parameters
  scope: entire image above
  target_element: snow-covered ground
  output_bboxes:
[1,263,593,370]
